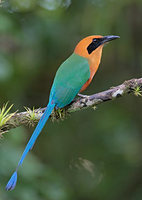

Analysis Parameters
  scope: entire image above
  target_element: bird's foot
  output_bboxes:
[78,93,90,98]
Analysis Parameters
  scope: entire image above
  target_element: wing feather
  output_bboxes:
[50,53,90,108]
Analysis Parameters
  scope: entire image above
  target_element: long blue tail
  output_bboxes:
[6,102,55,191]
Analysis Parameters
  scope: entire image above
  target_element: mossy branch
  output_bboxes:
[0,77,142,134]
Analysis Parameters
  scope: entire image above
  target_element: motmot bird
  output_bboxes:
[6,35,119,191]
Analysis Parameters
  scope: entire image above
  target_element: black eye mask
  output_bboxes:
[87,38,104,54]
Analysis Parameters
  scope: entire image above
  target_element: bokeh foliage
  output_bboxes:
[0,0,142,199]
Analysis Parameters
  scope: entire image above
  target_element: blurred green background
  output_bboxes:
[0,0,142,199]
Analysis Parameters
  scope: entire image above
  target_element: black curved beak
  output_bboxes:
[102,35,120,44]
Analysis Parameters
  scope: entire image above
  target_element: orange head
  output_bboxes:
[74,35,120,58]
[74,35,120,92]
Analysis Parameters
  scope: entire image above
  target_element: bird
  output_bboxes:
[6,35,119,191]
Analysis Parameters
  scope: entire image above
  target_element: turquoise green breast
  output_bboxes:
[50,53,90,108]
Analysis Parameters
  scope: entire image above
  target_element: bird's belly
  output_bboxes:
[80,59,100,93]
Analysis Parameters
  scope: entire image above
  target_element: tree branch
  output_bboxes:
[0,78,142,134]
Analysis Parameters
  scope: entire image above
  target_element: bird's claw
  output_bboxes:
[78,93,90,98]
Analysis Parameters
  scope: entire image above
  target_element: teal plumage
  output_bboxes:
[50,53,90,108]
[6,53,90,191]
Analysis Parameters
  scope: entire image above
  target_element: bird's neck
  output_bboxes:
[74,44,103,81]
[79,46,103,93]
[88,46,103,79]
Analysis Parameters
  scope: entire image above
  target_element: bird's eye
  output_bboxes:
[93,38,97,42]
